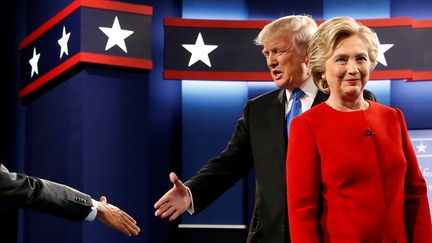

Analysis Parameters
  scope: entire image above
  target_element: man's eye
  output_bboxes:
[276,49,286,55]
[357,56,368,61]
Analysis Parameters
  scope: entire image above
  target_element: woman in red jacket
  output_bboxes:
[286,16,432,243]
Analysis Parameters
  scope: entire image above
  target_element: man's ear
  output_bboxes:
[304,54,310,65]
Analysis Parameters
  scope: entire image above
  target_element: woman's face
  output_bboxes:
[324,35,371,101]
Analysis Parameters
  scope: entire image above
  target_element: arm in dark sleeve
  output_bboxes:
[363,89,377,102]
[0,164,93,220]
[184,100,254,213]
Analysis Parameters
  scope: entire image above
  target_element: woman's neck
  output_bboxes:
[325,96,369,112]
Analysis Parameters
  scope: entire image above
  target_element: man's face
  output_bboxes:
[262,33,309,89]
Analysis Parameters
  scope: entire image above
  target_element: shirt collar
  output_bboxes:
[285,76,318,101]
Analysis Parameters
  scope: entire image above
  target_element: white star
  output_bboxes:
[416,142,427,153]
[99,16,134,53]
[376,34,394,67]
[58,26,71,59]
[29,47,40,78]
[182,32,218,67]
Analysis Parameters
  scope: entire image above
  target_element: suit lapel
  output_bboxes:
[266,89,287,158]
[266,90,328,159]
[312,90,329,107]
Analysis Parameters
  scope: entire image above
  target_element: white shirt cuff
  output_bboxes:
[185,186,195,215]
[84,199,99,221]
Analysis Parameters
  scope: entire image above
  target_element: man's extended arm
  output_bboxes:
[0,164,140,236]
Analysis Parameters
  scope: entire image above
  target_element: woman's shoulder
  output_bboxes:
[369,101,401,115]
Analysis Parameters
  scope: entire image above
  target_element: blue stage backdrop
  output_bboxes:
[409,130,432,219]
[6,0,432,243]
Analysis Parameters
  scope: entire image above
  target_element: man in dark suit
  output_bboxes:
[0,164,140,237]
[154,15,376,242]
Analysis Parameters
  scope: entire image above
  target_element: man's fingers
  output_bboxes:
[118,209,137,225]
[169,210,181,221]
[157,201,172,214]
[123,216,140,236]
[154,189,173,208]
[123,212,137,224]
[154,197,167,209]
[155,204,170,217]
[160,206,176,219]
[119,224,132,237]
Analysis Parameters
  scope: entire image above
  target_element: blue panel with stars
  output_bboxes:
[19,1,152,100]
[20,10,81,88]
[81,7,151,59]
[409,129,432,217]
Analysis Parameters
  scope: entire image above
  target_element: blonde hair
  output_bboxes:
[255,15,317,55]
[308,16,378,94]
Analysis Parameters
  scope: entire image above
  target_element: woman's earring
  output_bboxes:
[321,73,326,81]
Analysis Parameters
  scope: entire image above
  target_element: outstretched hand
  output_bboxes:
[96,196,140,236]
[154,172,191,221]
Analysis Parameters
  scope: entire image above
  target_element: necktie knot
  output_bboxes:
[286,89,304,137]
[292,88,304,100]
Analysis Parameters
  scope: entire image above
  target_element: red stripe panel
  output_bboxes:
[356,17,412,27]
[413,71,432,81]
[19,53,81,98]
[370,70,412,80]
[164,17,413,29]
[20,52,152,99]
[20,1,80,49]
[80,0,152,16]
[165,70,414,81]
[80,52,152,70]
[164,18,270,29]
[413,20,432,29]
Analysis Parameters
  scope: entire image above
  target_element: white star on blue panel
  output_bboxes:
[99,16,134,53]
[29,47,40,78]
[182,32,218,67]
[58,26,71,59]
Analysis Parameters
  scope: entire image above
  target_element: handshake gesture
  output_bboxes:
[96,196,140,236]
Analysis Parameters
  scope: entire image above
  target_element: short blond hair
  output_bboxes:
[308,16,378,94]
[255,15,317,55]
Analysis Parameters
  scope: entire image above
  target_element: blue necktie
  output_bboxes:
[286,89,304,136]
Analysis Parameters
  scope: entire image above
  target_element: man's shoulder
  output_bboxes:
[249,89,283,104]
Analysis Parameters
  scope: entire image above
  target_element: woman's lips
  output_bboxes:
[345,79,360,85]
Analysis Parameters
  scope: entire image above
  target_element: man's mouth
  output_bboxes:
[273,70,283,80]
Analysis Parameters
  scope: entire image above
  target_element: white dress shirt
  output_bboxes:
[285,77,318,115]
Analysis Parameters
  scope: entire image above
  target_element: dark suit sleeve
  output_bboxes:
[0,164,93,220]
[363,89,377,102]
[184,101,254,214]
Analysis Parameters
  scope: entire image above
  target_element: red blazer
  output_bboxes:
[286,101,432,243]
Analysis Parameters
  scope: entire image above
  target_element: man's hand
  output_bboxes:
[154,172,191,221]
[96,196,140,236]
